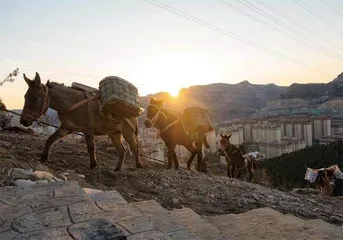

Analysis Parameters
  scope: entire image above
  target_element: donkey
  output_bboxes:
[144,98,209,172]
[218,133,257,182]
[19,72,142,171]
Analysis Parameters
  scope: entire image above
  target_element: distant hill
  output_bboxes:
[259,72,343,118]
[138,81,287,125]
[277,72,343,101]
[9,72,343,127]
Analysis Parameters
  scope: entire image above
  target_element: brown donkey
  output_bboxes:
[218,133,257,182]
[144,98,208,172]
[19,72,142,171]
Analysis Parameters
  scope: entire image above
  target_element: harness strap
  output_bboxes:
[125,118,135,131]
[156,118,180,138]
[60,92,101,114]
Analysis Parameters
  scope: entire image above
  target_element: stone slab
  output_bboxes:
[0,230,19,240]
[206,207,343,240]
[54,182,87,198]
[101,204,142,223]
[171,208,228,240]
[68,218,126,240]
[150,214,186,233]
[132,200,169,216]
[13,227,72,240]
[12,206,71,233]
[0,206,32,232]
[0,186,54,206]
[28,195,88,211]
[117,215,156,234]
[84,188,127,204]
[68,200,105,223]
[127,230,164,240]
[164,229,203,240]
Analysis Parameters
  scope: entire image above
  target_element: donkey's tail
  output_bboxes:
[203,135,210,149]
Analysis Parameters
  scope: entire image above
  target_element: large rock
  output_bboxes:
[10,168,35,181]
[206,207,343,240]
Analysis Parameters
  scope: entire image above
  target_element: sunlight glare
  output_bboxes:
[130,53,217,96]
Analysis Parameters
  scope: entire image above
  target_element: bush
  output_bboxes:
[259,140,343,193]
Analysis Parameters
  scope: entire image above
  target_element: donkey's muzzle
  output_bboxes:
[144,119,152,128]
[20,118,31,127]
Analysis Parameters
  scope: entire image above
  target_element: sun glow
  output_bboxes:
[131,53,217,96]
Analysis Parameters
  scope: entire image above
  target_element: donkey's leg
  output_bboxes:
[167,148,175,169]
[230,165,237,179]
[195,141,203,172]
[108,132,126,171]
[227,165,232,178]
[246,160,253,182]
[172,150,179,170]
[122,128,143,169]
[83,130,97,170]
[183,141,197,170]
[41,126,72,163]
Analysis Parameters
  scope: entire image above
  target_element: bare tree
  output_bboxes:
[0,68,20,129]
[0,68,19,87]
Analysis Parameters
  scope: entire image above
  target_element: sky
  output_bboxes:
[0,0,342,109]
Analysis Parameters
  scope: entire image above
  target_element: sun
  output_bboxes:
[130,53,217,96]
[169,87,180,97]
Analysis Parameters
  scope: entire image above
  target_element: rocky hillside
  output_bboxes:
[1,130,343,226]
[278,72,343,101]
[258,72,343,117]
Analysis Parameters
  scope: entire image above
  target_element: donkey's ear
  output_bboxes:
[34,72,41,87]
[23,73,32,85]
[220,133,224,138]
[46,80,52,88]
[227,133,232,139]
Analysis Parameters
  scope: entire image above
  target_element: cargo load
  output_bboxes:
[239,141,260,155]
[182,107,213,133]
[99,76,142,118]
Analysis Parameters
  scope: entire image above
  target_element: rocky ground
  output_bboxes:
[1,131,343,226]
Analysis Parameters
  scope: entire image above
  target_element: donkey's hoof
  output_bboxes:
[136,163,143,169]
[175,166,179,170]
[89,163,97,170]
[167,165,172,169]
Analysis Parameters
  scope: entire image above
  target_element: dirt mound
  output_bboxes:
[1,131,343,225]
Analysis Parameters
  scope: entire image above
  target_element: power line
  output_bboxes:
[217,0,343,62]
[253,0,343,52]
[319,0,343,20]
[293,0,343,36]
[143,0,330,76]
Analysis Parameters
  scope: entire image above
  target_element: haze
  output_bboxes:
[0,0,342,109]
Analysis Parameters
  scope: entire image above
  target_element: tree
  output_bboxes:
[0,68,19,86]
[0,68,20,129]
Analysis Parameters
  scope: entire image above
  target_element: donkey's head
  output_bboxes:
[20,72,49,127]
[217,133,232,155]
[144,98,165,128]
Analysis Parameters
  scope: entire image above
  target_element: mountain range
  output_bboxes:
[9,72,343,127]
